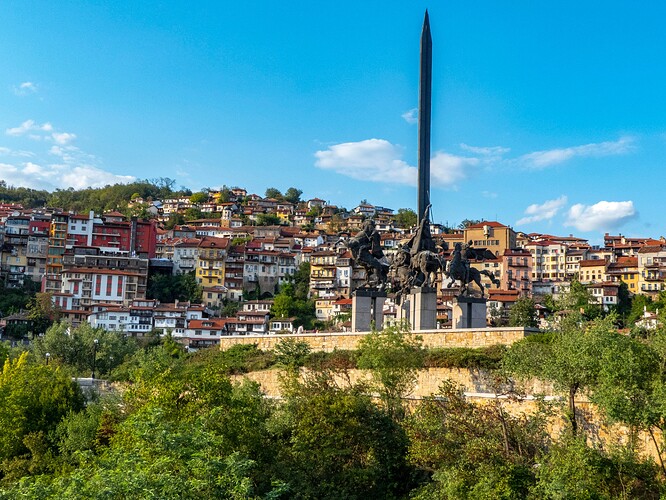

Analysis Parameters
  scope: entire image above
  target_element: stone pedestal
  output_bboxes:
[351,290,387,332]
[395,287,437,331]
[396,296,411,325]
[410,286,437,331]
[452,296,487,329]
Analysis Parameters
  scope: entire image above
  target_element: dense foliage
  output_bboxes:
[0,320,666,497]
[146,272,203,304]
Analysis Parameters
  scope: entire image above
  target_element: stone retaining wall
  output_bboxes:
[219,326,538,352]
[233,367,661,461]
[234,367,552,399]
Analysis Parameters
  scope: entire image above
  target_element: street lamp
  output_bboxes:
[91,339,99,379]
[45,352,50,366]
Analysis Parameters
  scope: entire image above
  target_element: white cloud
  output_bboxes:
[59,165,135,190]
[13,81,38,96]
[6,120,53,137]
[430,151,478,186]
[401,108,418,125]
[314,138,477,187]
[520,136,634,169]
[460,143,510,156]
[315,139,415,185]
[517,195,568,225]
[0,160,135,190]
[51,132,77,145]
[482,191,498,199]
[0,147,33,158]
[565,201,636,232]
[2,118,132,190]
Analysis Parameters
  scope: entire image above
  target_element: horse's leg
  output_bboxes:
[476,275,484,297]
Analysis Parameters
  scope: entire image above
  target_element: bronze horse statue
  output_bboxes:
[410,250,444,288]
[445,242,500,297]
[347,220,389,290]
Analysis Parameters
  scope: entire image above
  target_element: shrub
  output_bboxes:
[423,345,507,370]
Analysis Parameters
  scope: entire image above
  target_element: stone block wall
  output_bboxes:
[233,367,661,461]
[219,327,539,353]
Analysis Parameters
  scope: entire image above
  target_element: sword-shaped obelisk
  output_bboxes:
[417,10,432,224]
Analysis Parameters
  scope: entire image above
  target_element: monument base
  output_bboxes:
[452,296,487,329]
[396,287,437,331]
[352,290,387,332]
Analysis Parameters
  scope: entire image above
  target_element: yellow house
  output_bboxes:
[606,256,639,294]
[463,221,517,258]
[196,236,230,288]
[315,297,336,321]
[578,259,607,284]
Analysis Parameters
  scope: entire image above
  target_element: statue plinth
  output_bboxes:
[452,296,487,329]
[352,289,387,332]
[395,286,437,331]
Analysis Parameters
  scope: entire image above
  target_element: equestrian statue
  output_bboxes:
[347,219,389,291]
[388,205,446,303]
[445,242,500,297]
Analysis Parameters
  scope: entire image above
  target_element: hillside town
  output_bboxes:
[0,185,660,348]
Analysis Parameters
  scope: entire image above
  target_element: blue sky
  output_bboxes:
[1,1,665,242]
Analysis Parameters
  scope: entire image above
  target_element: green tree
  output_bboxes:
[628,293,655,326]
[356,323,424,419]
[33,322,139,377]
[221,299,240,317]
[256,213,281,226]
[272,280,315,329]
[508,296,538,328]
[274,338,311,371]
[283,187,303,204]
[557,279,601,319]
[394,208,418,229]
[305,205,322,218]
[164,212,185,230]
[406,380,549,499]
[458,218,481,229]
[275,375,411,499]
[264,187,283,200]
[0,280,37,317]
[591,330,666,473]
[271,291,294,319]
[0,353,84,471]
[504,313,608,434]
[183,206,203,221]
[9,370,283,498]
[189,191,208,204]
[530,436,662,499]
[292,262,311,301]
[147,272,202,304]
[26,292,62,335]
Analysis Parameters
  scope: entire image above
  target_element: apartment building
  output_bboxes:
[637,245,666,296]
[464,221,517,258]
[606,256,639,294]
[501,248,532,295]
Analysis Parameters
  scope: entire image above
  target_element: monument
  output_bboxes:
[351,11,498,331]
[388,11,438,331]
